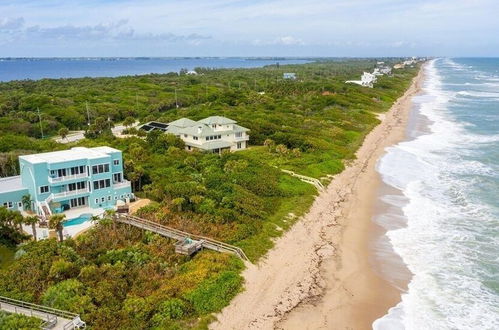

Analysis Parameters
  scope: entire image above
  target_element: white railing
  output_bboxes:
[0,295,85,329]
[48,172,88,183]
[50,188,90,200]
[113,180,131,189]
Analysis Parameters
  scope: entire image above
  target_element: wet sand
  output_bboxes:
[210,65,426,330]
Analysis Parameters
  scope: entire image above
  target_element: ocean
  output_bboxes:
[0,57,309,82]
[374,58,499,329]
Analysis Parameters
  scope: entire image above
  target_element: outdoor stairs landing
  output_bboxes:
[115,214,249,262]
[0,295,85,329]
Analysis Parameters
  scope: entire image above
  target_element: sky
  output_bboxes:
[0,0,498,57]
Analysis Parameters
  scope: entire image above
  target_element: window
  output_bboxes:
[18,202,22,208]
[68,183,76,191]
[193,136,198,140]
[57,168,67,177]
[237,142,242,149]
[235,132,243,138]
[205,137,209,141]
[101,197,105,203]
[40,185,49,194]
[95,198,99,204]
[70,197,86,207]
[93,179,111,190]
[218,135,221,139]
[113,173,122,183]
[107,196,111,201]
[3,202,13,208]
[184,134,188,138]
[92,163,110,174]
[113,159,120,166]
[114,196,118,200]
[76,181,86,190]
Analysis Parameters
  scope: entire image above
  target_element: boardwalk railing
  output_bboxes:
[0,295,85,329]
[281,169,325,191]
[115,214,249,261]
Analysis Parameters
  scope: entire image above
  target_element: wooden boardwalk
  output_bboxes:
[281,169,325,191]
[115,214,249,261]
[0,295,85,329]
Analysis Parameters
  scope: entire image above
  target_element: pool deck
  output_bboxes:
[22,207,105,240]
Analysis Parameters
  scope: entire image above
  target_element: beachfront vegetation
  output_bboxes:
[0,60,419,329]
[0,310,43,329]
[0,218,243,329]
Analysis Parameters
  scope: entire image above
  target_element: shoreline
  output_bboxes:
[211,65,426,330]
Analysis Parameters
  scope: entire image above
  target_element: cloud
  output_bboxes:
[277,36,304,45]
[0,17,25,30]
[2,18,211,44]
[252,36,305,46]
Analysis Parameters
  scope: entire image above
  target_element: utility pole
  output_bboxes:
[174,89,179,108]
[37,107,44,139]
[86,102,91,126]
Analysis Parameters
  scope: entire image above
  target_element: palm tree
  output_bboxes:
[49,214,66,242]
[23,216,39,241]
[58,127,69,141]
[22,194,32,211]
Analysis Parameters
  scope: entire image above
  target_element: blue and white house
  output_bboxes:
[0,146,133,219]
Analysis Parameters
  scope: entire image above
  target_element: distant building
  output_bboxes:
[346,72,377,88]
[0,147,132,219]
[186,70,198,75]
[140,116,250,153]
[283,73,297,80]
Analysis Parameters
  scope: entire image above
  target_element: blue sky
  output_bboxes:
[0,0,497,57]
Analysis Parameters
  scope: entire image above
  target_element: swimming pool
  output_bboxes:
[64,213,93,227]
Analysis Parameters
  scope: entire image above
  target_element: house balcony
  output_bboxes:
[113,180,131,189]
[48,188,90,202]
[48,172,88,184]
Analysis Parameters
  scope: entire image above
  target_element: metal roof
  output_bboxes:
[168,118,198,128]
[186,140,233,150]
[198,116,236,125]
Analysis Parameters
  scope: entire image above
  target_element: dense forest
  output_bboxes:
[0,59,419,329]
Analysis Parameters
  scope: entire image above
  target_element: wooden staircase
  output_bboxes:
[114,214,249,261]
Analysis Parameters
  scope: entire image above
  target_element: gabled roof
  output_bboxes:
[198,116,236,125]
[168,118,198,128]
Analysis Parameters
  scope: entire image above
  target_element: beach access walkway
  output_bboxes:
[281,169,325,191]
[0,295,85,329]
[114,214,249,261]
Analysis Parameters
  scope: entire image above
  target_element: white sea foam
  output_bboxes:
[373,59,499,330]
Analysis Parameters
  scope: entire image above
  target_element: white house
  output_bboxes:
[283,73,297,80]
[186,70,198,75]
[140,116,250,154]
[346,72,377,88]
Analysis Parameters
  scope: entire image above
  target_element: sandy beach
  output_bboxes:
[211,65,426,330]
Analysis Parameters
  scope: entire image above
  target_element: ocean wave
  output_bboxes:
[374,58,499,330]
